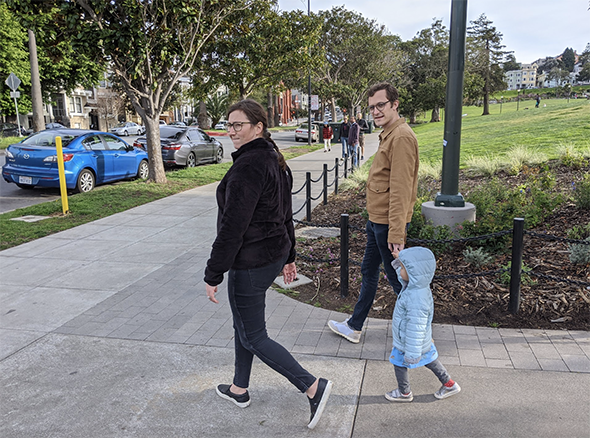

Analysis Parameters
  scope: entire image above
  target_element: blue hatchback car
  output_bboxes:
[2,129,149,192]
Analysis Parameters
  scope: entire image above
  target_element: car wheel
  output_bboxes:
[295,137,299,142]
[186,152,197,168]
[215,147,223,163]
[123,130,128,136]
[16,183,35,190]
[76,169,95,193]
[137,160,149,179]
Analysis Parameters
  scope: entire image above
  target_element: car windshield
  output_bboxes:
[20,131,76,147]
[160,126,185,140]
[113,122,126,128]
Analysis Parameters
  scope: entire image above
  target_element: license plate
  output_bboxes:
[18,176,33,185]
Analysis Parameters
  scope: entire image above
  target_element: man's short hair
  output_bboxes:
[368,82,399,103]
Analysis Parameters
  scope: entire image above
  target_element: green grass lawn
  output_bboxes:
[414,98,589,165]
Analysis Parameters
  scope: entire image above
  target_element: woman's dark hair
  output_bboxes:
[367,82,399,103]
[227,99,287,171]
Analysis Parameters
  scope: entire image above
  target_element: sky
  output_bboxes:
[277,0,589,64]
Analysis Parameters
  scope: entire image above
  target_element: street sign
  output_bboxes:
[6,73,21,91]
[311,95,319,111]
[10,91,20,98]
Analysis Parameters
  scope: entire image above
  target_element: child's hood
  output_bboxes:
[397,247,436,289]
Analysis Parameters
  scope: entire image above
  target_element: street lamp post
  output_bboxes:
[500,95,503,114]
[517,89,520,111]
[307,0,312,146]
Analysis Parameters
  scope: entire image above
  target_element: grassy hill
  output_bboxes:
[414,98,589,166]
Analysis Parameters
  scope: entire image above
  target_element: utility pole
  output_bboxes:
[28,29,44,132]
[307,0,312,146]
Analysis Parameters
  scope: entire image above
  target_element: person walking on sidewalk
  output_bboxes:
[328,82,419,343]
[322,122,333,152]
[385,247,461,402]
[347,116,360,168]
[205,99,333,430]
[340,116,350,160]
[356,112,368,160]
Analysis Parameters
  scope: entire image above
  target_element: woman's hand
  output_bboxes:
[282,262,297,284]
[206,283,219,304]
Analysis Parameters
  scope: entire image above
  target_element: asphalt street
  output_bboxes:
[0,130,306,214]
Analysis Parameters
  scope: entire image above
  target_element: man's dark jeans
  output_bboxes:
[347,221,403,331]
[228,258,316,392]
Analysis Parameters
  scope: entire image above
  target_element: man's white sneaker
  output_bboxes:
[328,320,361,343]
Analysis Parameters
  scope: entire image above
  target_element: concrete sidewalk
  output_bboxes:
[1,133,589,437]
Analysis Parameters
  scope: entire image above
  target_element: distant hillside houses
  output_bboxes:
[504,51,589,90]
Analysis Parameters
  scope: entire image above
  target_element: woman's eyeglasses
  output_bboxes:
[368,101,392,113]
[226,122,253,132]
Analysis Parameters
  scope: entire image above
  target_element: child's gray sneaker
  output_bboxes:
[384,388,413,402]
[434,382,461,399]
[327,319,361,343]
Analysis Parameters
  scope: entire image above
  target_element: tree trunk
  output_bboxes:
[430,107,440,122]
[273,94,280,127]
[267,91,274,128]
[409,111,417,125]
[330,98,337,122]
[198,101,209,129]
[143,117,167,183]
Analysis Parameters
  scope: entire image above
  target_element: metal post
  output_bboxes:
[344,156,348,179]
[435,0,467,207]
[334,158,339,195]
[305,171,312,221]
[307,0,312,146]
[509,218,525,314]
[323,164,328,205]
[340,214,349,298]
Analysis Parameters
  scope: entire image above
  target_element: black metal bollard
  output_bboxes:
[340,214,349,298]
[334,158,339,195]
[344,156,348,178]
[323,164,328,205]
[305,172,312,222]
[509,218,525,314]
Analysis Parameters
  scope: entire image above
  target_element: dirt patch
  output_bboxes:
[289,163,590,331]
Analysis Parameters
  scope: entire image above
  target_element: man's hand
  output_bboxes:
[388,242,404,258]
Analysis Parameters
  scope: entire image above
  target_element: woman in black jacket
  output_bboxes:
[205,99,332,429]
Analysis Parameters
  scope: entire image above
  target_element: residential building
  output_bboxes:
[505,63,538,90]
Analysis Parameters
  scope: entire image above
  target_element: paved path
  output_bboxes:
[1,133,589,437]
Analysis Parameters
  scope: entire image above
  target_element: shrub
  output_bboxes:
[572,174,590,209]
[558,144,589,169]
[415,222,454,256]
[464,154,502,177]
[506,145,547,175]
[567,223,590,240]
[463,247,494,268]
[339,165,369,192]
[418,161,442,180]
[499,262,536,286]
[569,237,590,265]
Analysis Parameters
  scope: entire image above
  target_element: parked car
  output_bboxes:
[294,123,320,142]
[133,126,223,167]
[1,122,24,137]
[214,120,227,130]
[2,129,149,193]
[169,121,186,127]
[109,122,145,136]
[45,123,66,130]
[159,120,167,125]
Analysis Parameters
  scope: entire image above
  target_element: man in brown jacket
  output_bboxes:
[328,82,419,343]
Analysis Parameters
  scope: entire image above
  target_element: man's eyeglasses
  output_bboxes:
[368,101,392,113]
[226,122,253,132]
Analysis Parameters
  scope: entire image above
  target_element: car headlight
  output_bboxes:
[5,150,14,159]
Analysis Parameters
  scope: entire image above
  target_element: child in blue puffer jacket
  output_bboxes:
[385,247,461,402]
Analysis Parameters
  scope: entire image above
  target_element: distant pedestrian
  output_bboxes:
[536,95,540,108]
[348,116,360,168]
[356,113,369,160]
[340,116,350,160]
[322,122,333,152]
[385,247,461,403]
[205,99,332,430]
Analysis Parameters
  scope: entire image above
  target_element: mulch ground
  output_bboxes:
[290,163,590,331]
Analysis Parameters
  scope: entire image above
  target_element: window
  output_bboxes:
[69,97,83,114]
[83,135,105,150]
[103,135,128,150]
[187,129,203,142]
